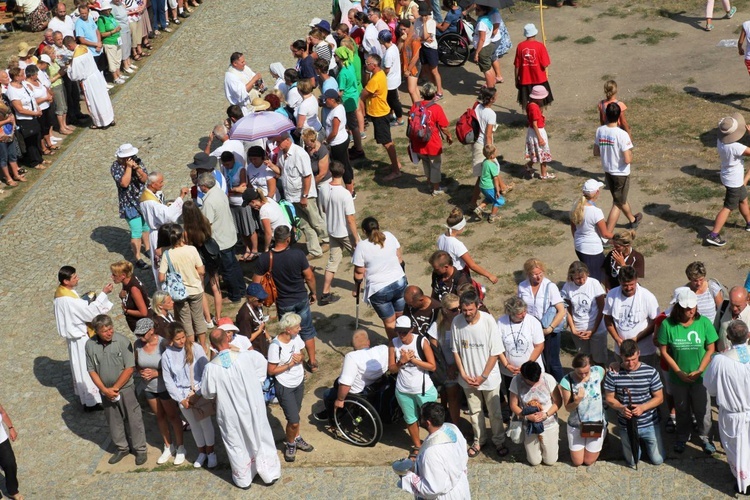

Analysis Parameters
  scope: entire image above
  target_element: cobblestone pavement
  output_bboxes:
[0,0,741,497]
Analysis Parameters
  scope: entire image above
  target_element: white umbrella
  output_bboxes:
[229,111,295,142]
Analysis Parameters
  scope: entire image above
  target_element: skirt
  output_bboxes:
[28,3,51,32]
[524,127,552,164]
[230,204,257,237]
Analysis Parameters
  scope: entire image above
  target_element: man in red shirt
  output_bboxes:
[514,23,553,108]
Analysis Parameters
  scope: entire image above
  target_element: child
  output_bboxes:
[598,80,631,140]
[475,143,512,223]
[524,85,554,179]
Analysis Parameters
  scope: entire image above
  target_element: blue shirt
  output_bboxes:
[75,17,102,55]
[438,7,462,35]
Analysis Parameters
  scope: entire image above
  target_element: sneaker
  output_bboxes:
[728,6,737,18]
[172,18,181,24]
[295,435,314,452]
[135,452,148,466]
[115,78,126,84]
[164,27,172,32]
[108,450,129,464]
[135,259,150,270]
[193,452,206,468]
[488,214,498,223]
[179,11,190,17]
[319,293,340,305]
[206,452,218,468]
[130,64,138,70]
[473,206,484,217]
[705,233,727,247]
[174,445,186,465]
[351,190,357,200]
[205,319,215,329]
[674,441,686,453]
[120,75,130,80]
[157,445,174,464]
[703,441,717,455]
[284,442,297,462]
[626,212,643,229]
[431,188,445,196]
[105,83,115,90]
[313,409,330,422]
[124,67,135,74]
[745,222,750,232]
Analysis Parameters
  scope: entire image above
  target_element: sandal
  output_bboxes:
[132,54,143,61]
[540,173,556,180]
[496,444,510,457]
[467,442,481,458]
[13,176,27,182]
[48,145,60,151]
[705,22,714,31]
[4,178,17,187]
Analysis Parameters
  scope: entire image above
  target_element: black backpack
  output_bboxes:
[415,334,448,393]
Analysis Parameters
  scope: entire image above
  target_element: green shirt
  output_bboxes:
[657,315,718,386]
[96,14,121,45]
[479,159,499,190]
[85,332,135,388]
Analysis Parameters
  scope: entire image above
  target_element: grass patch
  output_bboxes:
[574,36,596,45]
[665,177,724,203]
[637,232,669,257]
[552,35,568,42]
[567,130,589,142]
[612,28,678,45]
[612,33,632,40]
[599,6,633,17]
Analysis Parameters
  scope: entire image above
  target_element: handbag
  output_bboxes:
[508,415,523,444]
[198,237,221,269]
[162,250,189,301]
[579,420,604,439]
[541,282,565,334]
[188,360,215,420]
[259,251,278,307]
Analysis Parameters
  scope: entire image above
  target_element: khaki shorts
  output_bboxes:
[103,44,122,73]
[129,20,143,47]
[325,235,355,273]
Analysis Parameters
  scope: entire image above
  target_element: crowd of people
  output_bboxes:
[0,0,741,498]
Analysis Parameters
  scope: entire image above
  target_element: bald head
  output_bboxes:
[404,285,424,308]
[352,330,370,350]
[210,329,229,350]
[729,286,749,318]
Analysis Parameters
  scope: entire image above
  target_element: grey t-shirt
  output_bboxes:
[135,339,167,393]
[85,332,135,389]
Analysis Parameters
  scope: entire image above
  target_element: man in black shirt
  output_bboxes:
[403,285,441,336]
[429,250,470,301]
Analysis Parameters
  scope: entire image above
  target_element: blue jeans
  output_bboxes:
[430,0,444,22]
[542,331,564,382]
[218,248,245,302]
[368,276,407,319]
[154,0,167,29]
[619,423,665,467]
[277,298,317,342]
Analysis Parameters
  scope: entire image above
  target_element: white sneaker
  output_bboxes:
[207,452,217,468]
[130,64,138,70]
[174,445,186,465]
[193,452,206,468]
[124,67,135,74]
[50,136,62,143]
[157,445,174,464]
[120,75,130,80]
[105,83,114,89]
[115,77,126,85]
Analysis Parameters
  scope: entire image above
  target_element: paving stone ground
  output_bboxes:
[0,0,742,497]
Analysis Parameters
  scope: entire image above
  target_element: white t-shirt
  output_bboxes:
[603,284,659,355]
[209,334,251,353]
[267,335,306,388]
[339,345,389,394]
[509,373,559,429]
[6,83,36,120]
[325,184,355,238]
[296,95,322,132]
[573,203,605,255]
[561,277,606,334]
[363,24,383,57]
[246,164,277,200]
[743,21,750,60]
[415,17,438,49]
[286,86,303,113]
[595,125,633,176]
[259,198,290,232]
[473,18,492,49]
[326,104,349,146]
[717,140,747,188]
[280,144,317,202]
[517,278,563,322]
[383,44,402,90]
[437,233,469,271]
[393,334,434,394]
[352,231,405,300]
[497,314,545,377]
[451,311,504,391]
[475,103,496,145]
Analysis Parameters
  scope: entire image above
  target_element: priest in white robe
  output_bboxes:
[704,319,750,496]
[224,52,263,115]
[399,402,470,500]
[53,266,113,410]
[201,329,281,490]
[139,171,188,282]
[63,36,114,129]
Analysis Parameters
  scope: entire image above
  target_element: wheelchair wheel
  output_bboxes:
[334,395,383,447]
[438,33,470,67]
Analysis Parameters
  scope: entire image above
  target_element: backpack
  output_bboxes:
[455,102,481,144]
[279,199,301,244]
[415,334,448,393]
[471,278,486,301]
[259,251,278,307]
[406,101,437,144]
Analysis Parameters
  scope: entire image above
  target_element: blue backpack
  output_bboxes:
[279,199,301,243]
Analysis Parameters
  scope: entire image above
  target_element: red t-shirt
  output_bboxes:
[409,101,449,156]
[350,27,364,46]
[514,40,550,85]
[526,102,545,128]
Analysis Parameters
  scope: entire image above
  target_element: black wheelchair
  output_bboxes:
[437,18,474,67]
[333,374,402,447]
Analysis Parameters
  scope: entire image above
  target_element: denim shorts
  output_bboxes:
[278,298,318,342]
[0,140,18,167]
[368,276,407,319]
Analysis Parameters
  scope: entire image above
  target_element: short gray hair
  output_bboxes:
[278,312,302,331]
[92,314,113,332]
[213,123,228,141]
[727,320,749,345]
[420,82,437,100]
[147,171,162,185]
[504,296,528,317]
[198,172,216,189]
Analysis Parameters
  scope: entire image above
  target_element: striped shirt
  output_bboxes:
[603,363,663,429]
[694,280,722,324]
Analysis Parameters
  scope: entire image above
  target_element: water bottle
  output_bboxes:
[718,39,738,47]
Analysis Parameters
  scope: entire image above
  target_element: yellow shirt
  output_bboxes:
[364,70,390,118]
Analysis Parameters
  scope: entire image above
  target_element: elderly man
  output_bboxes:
[201,329,281,489]
[86,314,147,465]
[53,266,113,411]
[403,285,441,336]
[704,320,750,495]
[271,132,327,259]
[429,250,470,301]
[253,226,319,371]
[49,3,75,38]
[37,28,55,57]
[111,143,150,269]
[63,35,114,129]
[603,265,660,368]
[197,172,245,303]
[224,52,263,115]
[716,286,750,352]
[139,171,188,281]
[314,330,388,422]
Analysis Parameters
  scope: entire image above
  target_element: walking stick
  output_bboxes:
[354,280,361,330]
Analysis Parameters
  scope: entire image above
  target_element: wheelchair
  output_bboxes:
[437,19,474,67]
[333,374,402,447]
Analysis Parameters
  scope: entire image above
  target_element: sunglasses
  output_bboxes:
[447,306,460,313]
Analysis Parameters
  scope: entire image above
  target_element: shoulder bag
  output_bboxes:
[259,251,278,307]
[162,250,189,301]
[541,282,565,334]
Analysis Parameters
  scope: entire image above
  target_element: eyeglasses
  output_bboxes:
[447,307,460,313]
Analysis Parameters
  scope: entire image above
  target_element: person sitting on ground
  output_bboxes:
[561,261,607,366]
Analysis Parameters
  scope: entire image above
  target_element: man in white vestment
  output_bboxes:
[63,35,114,129]
[53,265,113,410]
[201,330,281,490]
[397,402,470,499]
[704,320,750,495]
[139,171,188,282]
[224,52,263,115]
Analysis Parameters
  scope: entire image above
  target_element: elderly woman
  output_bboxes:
[151,290,175,338]
[657,288,718,455]
[6,67,46,170]
[497,297,545,390]
[161,322,215,469]
[236,283,272,357]
[602,230,644,290]
[561,261,607,366]
[684,261,724,324]
[438,208,497,285]
[570,179,614,284]
[352,217,407,340]
[509,361,562,466]
[269,62,287,93]
[427,293,462,425]
[267,313,315,463]
[409,82,453,196]
[133,318,185,465]
[559,353,606,466]
[110,260,150,333]
[518,258,565,381]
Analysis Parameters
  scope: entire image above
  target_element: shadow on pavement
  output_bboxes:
[679,164,720,184]
[643,203,714,239]
[684,86,750,116]
[91,225,132,260]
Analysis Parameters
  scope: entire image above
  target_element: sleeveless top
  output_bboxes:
[122,276,150,332]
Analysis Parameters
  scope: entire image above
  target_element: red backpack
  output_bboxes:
[455,102,481,144]
[407,101,437,144]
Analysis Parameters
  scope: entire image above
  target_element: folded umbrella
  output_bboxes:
[625,388,640,470]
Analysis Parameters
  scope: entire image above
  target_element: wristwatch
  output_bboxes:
[301,193,309,198]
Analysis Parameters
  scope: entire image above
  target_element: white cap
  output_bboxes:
[308,17,322,27]
[99,0,112,9]
[39,54,52,64]
[670,287,698,309]
[583,179,604,194]
[115,143,138,158]
[394,316,414,331]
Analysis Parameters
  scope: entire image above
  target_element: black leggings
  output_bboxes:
[0,439,19,495]
[329,140,353,185]
[386,89,403,119]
